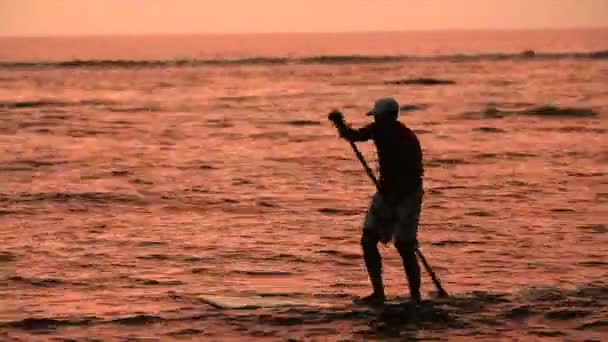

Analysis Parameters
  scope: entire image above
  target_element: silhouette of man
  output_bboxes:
[329,97,424,305]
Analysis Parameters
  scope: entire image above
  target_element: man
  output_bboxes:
[328,97,424,306]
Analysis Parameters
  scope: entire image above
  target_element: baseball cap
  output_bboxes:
[366,97,400,117]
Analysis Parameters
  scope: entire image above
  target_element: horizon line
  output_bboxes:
[1,26,607,39]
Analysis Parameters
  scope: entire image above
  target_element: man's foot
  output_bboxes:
[354,292,386,306]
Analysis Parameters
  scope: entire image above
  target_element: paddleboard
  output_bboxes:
[196,294,434,311]
[353,296,418,308]
[197,295,340,309]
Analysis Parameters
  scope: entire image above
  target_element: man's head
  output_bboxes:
[367,97,399,123]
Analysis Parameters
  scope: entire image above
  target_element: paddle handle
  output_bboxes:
[415,249,449,297]
[349,141,380,190]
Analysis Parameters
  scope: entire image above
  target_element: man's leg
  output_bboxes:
[394,188,424,303]
[359,192,387,304]
[361,229,385,301]
[395,240,421,303]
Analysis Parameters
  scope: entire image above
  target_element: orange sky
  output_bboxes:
[1,0,607,36]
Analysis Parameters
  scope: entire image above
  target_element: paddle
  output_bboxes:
[329,113,449,298]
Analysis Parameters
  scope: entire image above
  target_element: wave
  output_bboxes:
[7,275,89,287]
[540,126,607,134]
[8,275,67,287]
[426,157,470,167]
[0,99,163,114]
[525,105,598,117]
[3,317,97,330]
[461,105,600,119]
[318,207,362,216]
[2,50,607,69]
[229,270,294,276]
[281,120,323,127]
[0,207,16,215]
[168,328,205,337]
[0,251,16,262]
[0,99,115,109]
[0,159,67,172]
[473,126,506,133]
[386,78,455,86]
[132,278,185,286]
[319,249,361,260]
[110,314,163,325]
[11,191,147,205]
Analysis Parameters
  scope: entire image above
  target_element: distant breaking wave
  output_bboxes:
[1,50,607,69]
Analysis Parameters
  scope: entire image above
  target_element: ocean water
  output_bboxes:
[0,30,607,341]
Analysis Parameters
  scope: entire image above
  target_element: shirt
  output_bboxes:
[340,121,423,196]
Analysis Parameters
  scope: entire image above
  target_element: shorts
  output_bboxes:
[362,187,423,244]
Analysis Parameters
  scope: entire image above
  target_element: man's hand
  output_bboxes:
[328,110,345,126]
[328,110,361,142]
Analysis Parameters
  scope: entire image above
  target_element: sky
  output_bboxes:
[1,0,607,36]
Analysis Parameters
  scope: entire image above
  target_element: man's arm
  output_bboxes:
[328,111,373,142]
